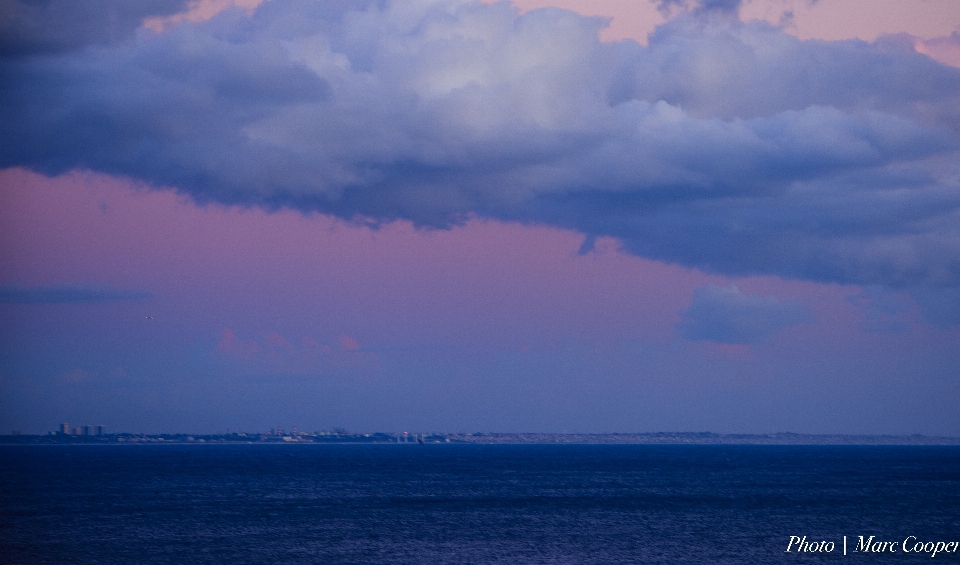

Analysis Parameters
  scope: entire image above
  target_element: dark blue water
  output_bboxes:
[1,444,958,564]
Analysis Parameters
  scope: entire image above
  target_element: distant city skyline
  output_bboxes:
[6,428,960,446]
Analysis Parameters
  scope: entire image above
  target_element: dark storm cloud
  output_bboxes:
[2,0,959,309]
[0,283,153,304]
[677,285,811,344]
[0,0,189,56]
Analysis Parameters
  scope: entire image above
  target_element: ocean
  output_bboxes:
[1,444,958,564]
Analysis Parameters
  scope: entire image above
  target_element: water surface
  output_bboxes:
[2,444,958,564]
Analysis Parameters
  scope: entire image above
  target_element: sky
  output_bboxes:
[1,0,959,436]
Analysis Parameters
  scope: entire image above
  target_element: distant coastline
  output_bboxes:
[2,431,959,445]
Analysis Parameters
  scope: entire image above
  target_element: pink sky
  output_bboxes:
[165,0,960,58]
[510,0,960,45]
[506,0,960,67]
[3,164,958,434]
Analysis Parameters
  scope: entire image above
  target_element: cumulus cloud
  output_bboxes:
[0,282,153,304]
[677,284,811,344]
[656,0,742,18]
[2,0,960,309]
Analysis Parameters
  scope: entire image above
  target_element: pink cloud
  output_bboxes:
[912,32,960,68]
[142,0,263,32]
[217,328,261,360]
[339,335,362,352]
[215,327,377,375]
